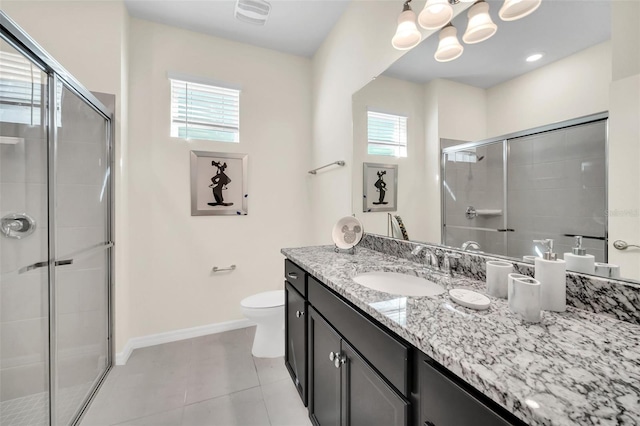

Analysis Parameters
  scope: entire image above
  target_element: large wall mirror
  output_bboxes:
[352,0,640,281]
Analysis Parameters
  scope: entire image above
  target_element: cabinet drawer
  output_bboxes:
[285,259,306,296]
[308,276,410,397]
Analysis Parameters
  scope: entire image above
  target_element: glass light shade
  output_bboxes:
[463,1,497,44]
[392,9,422,50]
[418,0,453,30]
[499,0,541,21]
[434,25,464,62]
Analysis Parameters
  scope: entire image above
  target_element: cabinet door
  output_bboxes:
[420,359,515,426]
[309,307,342,426]
[341,341,409,426]
[285,281,307,405]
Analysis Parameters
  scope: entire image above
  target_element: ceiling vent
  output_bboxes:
[234,0,271,25]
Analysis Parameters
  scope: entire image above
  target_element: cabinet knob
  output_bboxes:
[295,310,305,318]
[330,351,346,368]
[287,272,298,280]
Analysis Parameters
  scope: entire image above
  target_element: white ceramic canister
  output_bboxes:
[486,261,513,298]
[508,273,542,323]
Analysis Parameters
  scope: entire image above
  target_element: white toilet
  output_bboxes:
[240,290,285,358]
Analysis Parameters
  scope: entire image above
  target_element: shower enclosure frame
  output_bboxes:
[440,111,609,261]
[1,11,114,426]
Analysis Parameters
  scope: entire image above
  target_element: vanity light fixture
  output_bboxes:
[434,23,464,62]
[499,0,542,21]
[392,0,423,50]
[462,0,497,44]
[526,52,544,62]
[418,0,453,30]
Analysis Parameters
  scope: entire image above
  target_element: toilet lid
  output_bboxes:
[241,290,284,309]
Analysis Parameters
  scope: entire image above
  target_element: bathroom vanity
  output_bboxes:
[282,243,640,426]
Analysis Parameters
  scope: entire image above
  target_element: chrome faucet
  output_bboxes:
[411,245,442,270]
[461,241,481,251]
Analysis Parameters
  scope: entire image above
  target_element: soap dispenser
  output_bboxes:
[533,239,567,312]
[564,236,595,275]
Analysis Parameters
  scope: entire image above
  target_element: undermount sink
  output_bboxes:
[352,271,445,297]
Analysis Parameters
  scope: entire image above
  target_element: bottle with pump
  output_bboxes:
[533,239,567,312]
[564,236,595,275]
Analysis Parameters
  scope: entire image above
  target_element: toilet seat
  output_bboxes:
[241,290,284,309]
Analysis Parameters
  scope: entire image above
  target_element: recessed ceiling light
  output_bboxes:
[526,53,544,62]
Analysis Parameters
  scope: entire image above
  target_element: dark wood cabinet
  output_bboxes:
[284,260,523,426]
[308,307,408,426]
[309,307,342,426]
[342,340,409,426]
[418,356,523,426]
[285,281,307,406]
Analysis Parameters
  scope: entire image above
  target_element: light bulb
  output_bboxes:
[392,9,422,50]
[435,25,464,62]
[499,0,541,21]
[463,1,497,44]
[418,0,453,30]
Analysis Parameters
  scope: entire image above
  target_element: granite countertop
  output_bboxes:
[281,245,640,426]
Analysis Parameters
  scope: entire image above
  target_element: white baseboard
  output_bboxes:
[115,318,254,365]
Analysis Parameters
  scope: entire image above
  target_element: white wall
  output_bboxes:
[486,42,611,138]
[126,18,312,339]
[423,79,488,244]
[352,76,428,241]
[1,0,132,353]
[608,0,640,278]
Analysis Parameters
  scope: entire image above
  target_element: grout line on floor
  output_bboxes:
[258,383,274,426]
[181,384,263,409]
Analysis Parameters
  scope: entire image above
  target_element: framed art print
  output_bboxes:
[190,151,248,216]
[363,162,397,212]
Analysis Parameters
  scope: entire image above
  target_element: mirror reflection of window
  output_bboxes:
[367,110,407,157]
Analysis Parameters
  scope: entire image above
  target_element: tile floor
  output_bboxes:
[80,327,311,426]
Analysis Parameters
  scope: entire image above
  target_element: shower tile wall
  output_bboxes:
[507,121,607,261]
[0,121,49,404]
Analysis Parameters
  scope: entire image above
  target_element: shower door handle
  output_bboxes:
[18,241,112,274]
[18,259,74,273]
[19,261,49,273]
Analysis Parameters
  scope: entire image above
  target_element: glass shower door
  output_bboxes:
[442,141,507,255]
[0,39,50,426]
[506,120,607,261]
[53,83,111,425]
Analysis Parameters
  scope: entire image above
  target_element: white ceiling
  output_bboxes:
[124,0,351,57]
[384,0,611,88]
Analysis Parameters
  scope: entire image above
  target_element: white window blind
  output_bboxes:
[170,78,240,142]
[367,110,407,157]
[0,50,44,126]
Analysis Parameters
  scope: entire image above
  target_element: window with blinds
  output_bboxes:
[0,50,45,126]
[367,110,408,157]
[170,78,240,142]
